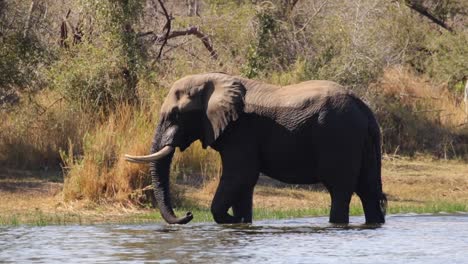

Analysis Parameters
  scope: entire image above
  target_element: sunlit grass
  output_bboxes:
[0,211,84,226]
[4,205,462,226]
[388,202,468,215]
[3,154,467,226]
[2,200,467,227]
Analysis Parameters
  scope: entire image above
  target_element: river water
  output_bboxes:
[1,214,467,263]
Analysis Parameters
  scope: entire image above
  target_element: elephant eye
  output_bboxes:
[187,89,195,98]
[188,86,202,98]
[169,110,179,120]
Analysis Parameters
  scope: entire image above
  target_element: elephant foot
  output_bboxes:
[329,222,349,229]
[212,210,243,224]
[360,196,386,224]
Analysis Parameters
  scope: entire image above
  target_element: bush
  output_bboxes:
[0,91,89,169]
[48,43,138,112]
[424,32,468,93]
[0,33,49,107]
[371,67,467,157]
[62,103,156,201]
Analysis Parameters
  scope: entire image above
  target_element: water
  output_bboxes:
[1,214,467,264]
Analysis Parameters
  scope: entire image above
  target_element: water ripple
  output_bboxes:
[1,215,468,263]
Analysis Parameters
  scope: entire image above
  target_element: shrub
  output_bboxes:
[0,33,49,107]
[0,91,89,169]
[62,103,156,201]
[424,32,468,93]
[371,67,467,157]
[48,43,138,112]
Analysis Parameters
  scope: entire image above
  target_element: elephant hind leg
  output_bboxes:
[356,191,386,224]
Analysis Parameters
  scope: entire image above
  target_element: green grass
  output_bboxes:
[1,200,467,227]
[254,207,331,220]
[0,211,84,226]
[387,202,468,215]
[130,201,468,224]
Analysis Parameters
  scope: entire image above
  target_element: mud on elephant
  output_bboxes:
[125,73,387,225]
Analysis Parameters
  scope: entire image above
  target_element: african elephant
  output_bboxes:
[125,73,387,225]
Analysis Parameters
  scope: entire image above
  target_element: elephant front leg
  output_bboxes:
[211,130,259,224]
[232,187,254,223]
[210,180,244,224]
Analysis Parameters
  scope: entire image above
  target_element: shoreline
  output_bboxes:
[1,203,468,226]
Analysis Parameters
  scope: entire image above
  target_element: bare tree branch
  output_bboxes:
[294,0,329,34]
[464,80,468,122]
[290,0,300,10]
[23,0,36,38]
[59,9,71,48]
[60,9,83,48]
[143,1,218,61]
[167,26,218,59]
[403,0,453,32]
[140,26,219,60]
[155,0,172,60]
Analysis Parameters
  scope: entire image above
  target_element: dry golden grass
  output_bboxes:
[382,155,468,210]
[377,67,466,127]
[172,142,221,182]
[0,88,221,205]
[61,96,222,203]
[188,154,468,213]
[372,67,468,157]
[62,102,158,202]
[0,177,61,213]
[0,170,156,225]
[186,177,330,210]
[0,91,90,169]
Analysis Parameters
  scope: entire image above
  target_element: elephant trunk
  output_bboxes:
[149,122,193,225]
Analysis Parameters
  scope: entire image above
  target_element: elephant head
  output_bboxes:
[124,73,246,224]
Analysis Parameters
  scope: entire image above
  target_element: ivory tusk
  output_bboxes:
[124,146,174,163]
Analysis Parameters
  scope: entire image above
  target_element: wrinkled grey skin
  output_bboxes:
[144,73,386,225]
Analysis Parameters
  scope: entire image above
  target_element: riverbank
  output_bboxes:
[1,155,467,226]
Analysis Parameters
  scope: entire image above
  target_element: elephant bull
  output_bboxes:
[125,73,387,225]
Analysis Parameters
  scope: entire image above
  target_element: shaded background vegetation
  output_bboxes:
[1,0,467,203]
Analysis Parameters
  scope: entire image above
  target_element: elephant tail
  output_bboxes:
[354,97,387,218]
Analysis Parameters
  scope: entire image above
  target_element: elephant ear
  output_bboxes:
[202,77,246,148]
